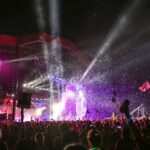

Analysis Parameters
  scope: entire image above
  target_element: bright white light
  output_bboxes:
[23,84,27,87]
[25,76,43,87]
[32,77,48,87]
[52,102,65,120]
[24,114,31,122]
[76,90,86,120]
[51,86,87,121]
[35,107,46,117]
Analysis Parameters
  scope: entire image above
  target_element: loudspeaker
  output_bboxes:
[17,92,31,108]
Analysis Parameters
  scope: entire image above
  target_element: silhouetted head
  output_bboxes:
[64,143,87,150]
[87,129,101,148]
[35,132,44,144]
[59,123,69,134]
[120,99,130,113]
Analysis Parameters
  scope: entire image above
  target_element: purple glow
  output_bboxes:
[52,84,86,120]
[66,84,77,92]
[76,90,87,120]
[52,96,67,120]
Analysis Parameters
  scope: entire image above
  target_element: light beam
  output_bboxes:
[79,0,141,83]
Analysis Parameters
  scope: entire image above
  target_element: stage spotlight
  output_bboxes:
[23,84,27,87]
[52,102,65,120]
[35,107,46,118]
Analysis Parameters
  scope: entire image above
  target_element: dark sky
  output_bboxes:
[0,0,129,37]
[0,0,149,48]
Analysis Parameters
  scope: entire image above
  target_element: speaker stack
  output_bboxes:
[17,92,32,108]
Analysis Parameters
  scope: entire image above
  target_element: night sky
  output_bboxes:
[0,0,150,112]
[0,0,132,36]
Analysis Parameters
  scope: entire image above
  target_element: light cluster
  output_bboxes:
[23,83,49,92]
[52,83,87,121]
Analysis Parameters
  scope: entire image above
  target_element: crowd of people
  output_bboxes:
[0,101,150,150]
